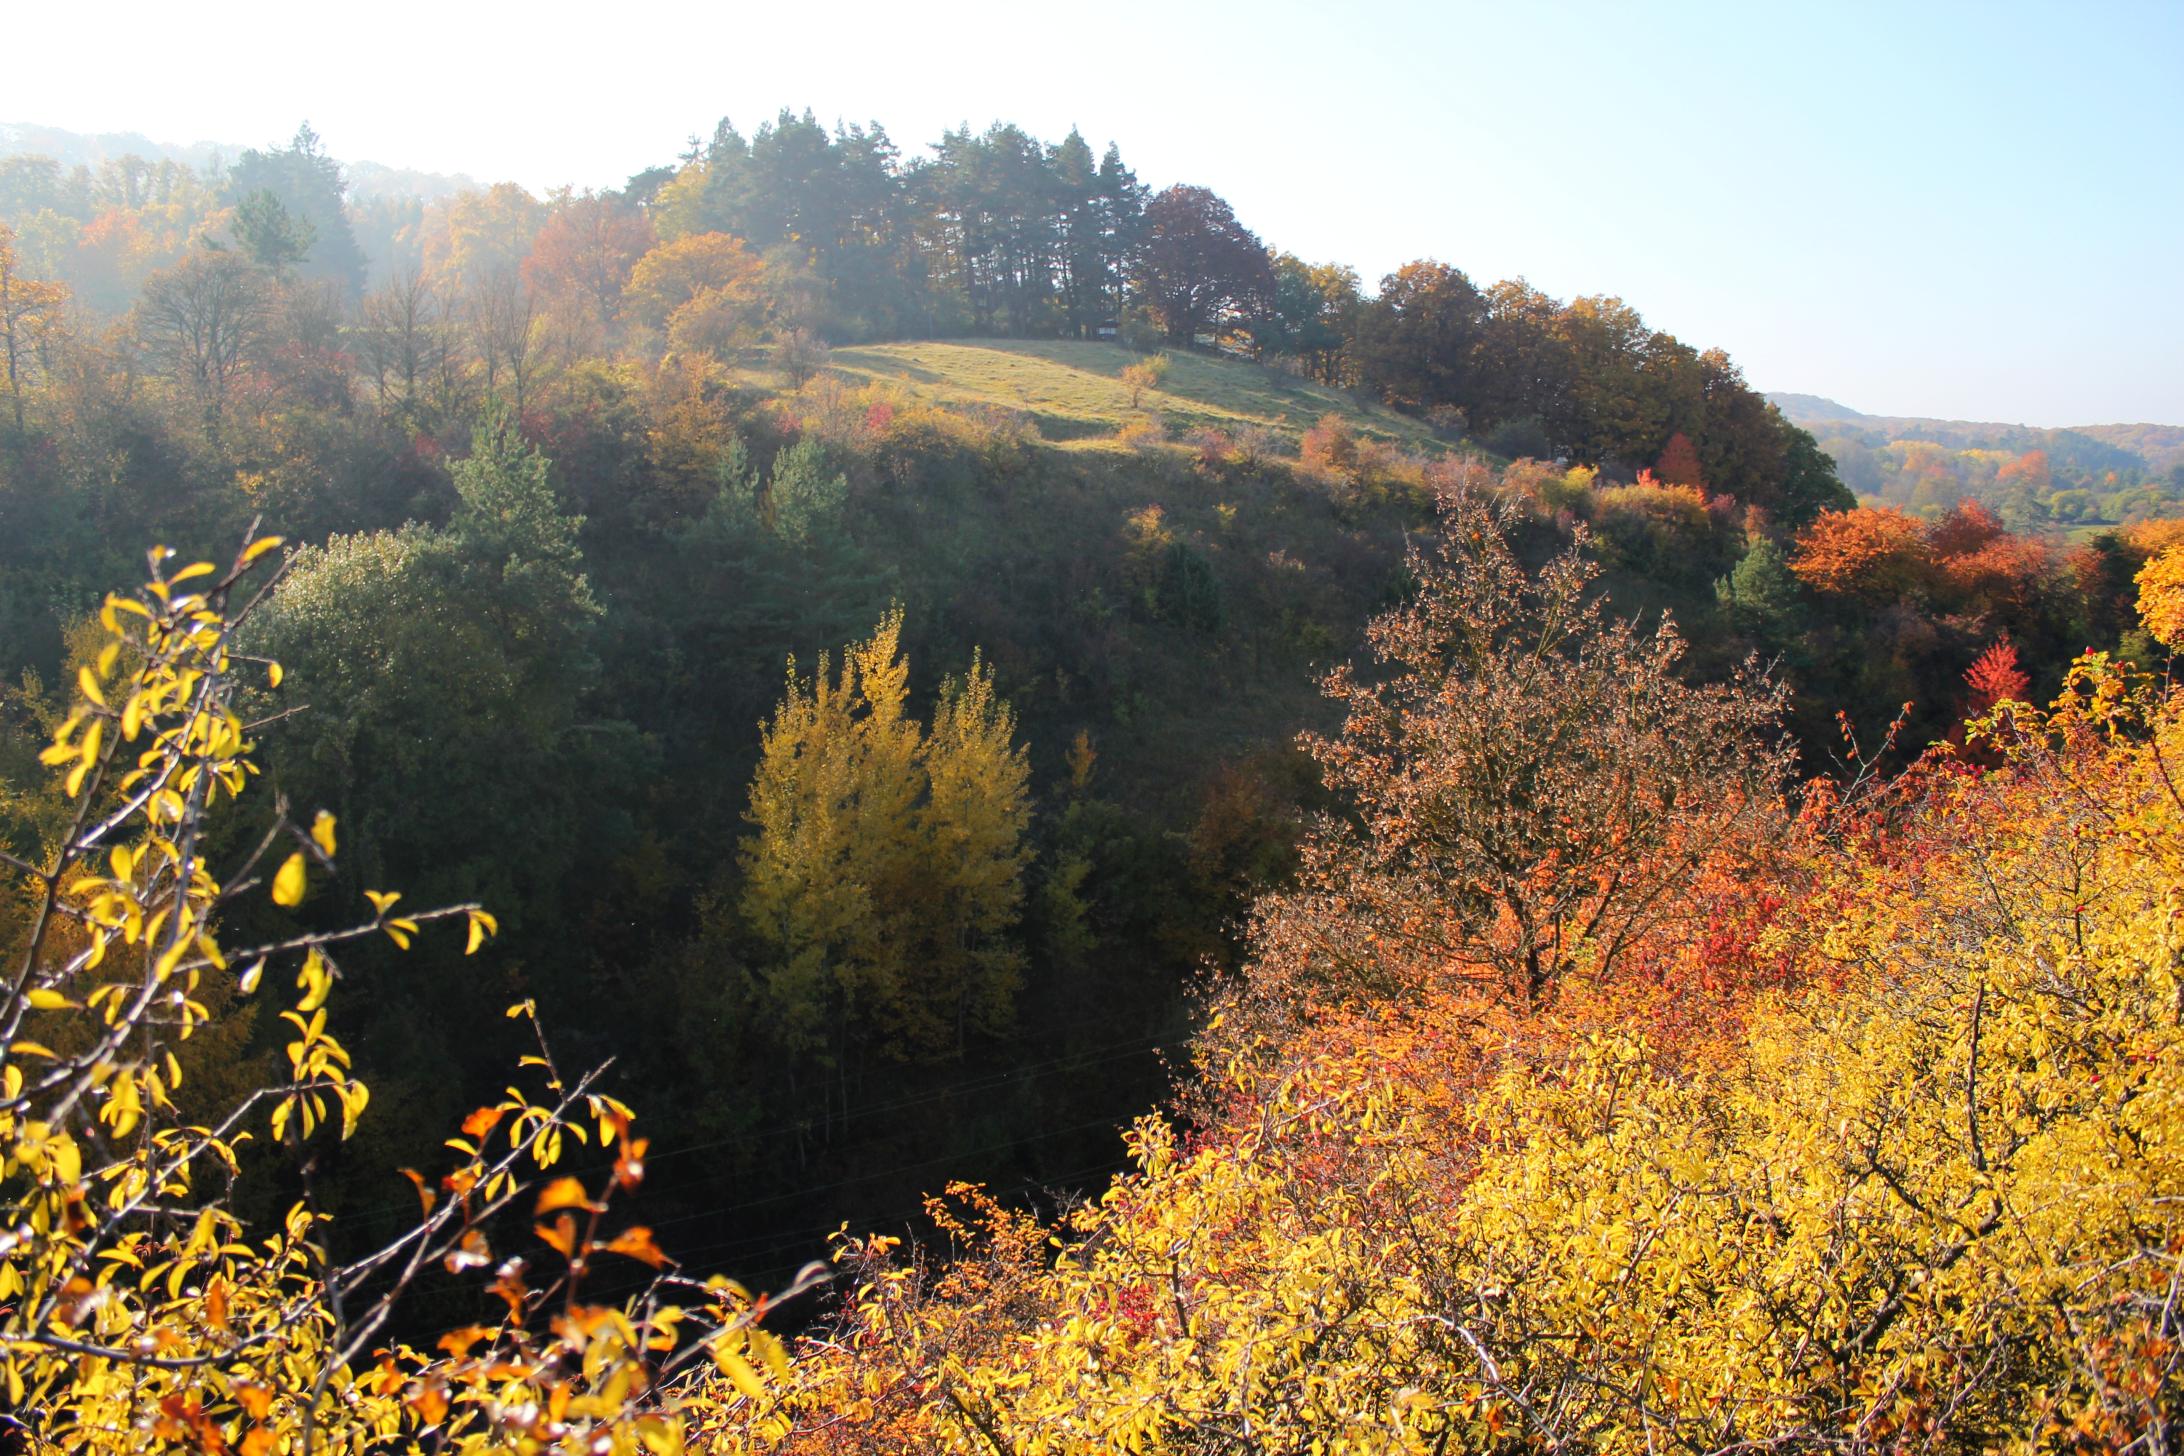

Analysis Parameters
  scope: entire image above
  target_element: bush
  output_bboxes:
[1481,413,1552,460]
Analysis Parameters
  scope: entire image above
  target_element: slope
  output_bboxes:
[825,339,1448,451]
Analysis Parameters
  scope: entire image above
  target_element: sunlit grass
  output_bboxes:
[825,339,1441,449]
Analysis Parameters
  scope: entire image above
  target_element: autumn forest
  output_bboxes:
[0,99,2181,1453]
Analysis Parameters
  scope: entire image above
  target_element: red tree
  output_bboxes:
[1655,430,1706,492]
[1963,638,2031,715]
[1135,186,1274,346]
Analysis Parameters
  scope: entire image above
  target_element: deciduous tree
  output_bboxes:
[1132,185,1272,347]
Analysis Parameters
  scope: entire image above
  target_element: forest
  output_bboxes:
[0,110,2181,1450]
[1772,393,2184,527]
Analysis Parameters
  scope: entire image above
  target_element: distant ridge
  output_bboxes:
[1770,392,2184,476]
[0,121,480,204]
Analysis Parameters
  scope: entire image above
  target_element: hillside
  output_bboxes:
[825,339,1448,450]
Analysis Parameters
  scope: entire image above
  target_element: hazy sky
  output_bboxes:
[16,0,2181,426]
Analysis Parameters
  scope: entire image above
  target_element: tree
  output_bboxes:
[523,192,656,335]
[1962,637,2030,714]
[2137,544,2184,650]
[1132,185,1272,346]
[1655,429,1705,490]
[229,189,315,275]
[422,183,549,297]
[1120,353,1168,409]
[358,264,448,419]
[1249,487,1791,1011]
[1253,254,1362,384]
[463,263,540,410]
[626,232,766,358]
[1352,260,1485,411]
[1773,416,1855,527]
[740,610,1030,1070]
[1555,294,1669,466]
[0,223,68,429]
[226,122,366,294]
[136,249,268,425]
[1789,505,1931,602]
[1715,537,1806,654]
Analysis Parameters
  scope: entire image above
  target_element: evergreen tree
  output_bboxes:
[227,123,367,295]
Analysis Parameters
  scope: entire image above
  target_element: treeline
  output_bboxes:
[3,114,1836,516]
[1816,433,2184,526]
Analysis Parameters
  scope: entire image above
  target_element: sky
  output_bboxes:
[13,0,2181,426]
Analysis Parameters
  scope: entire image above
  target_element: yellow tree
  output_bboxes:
[2137,543,2184,649]
[903,651,1031,1054]
[739,611,1030,1084]
[627,232,767,359]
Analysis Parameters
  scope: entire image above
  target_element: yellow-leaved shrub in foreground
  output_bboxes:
[0,535,800,1455]
[704,629,2183,1450]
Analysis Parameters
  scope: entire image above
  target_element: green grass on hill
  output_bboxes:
[825,339,1446,452]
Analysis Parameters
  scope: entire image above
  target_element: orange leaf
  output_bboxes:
[409,1380,449,1426]
[436,1324,498,1359]
[398,1167,436,1216]
[602,1225,671,1269]
[534,1213,578,1259]
[534,1175,602,1217]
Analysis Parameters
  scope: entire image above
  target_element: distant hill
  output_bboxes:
[1770,393,2184,472]
[1768,392,2184,523]
[0,120,478,203]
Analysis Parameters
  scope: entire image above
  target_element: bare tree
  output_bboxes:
[136,250,267,427]
[360,265,446,419]
[466,263,540,414]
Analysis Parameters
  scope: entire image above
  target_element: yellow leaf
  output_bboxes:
[310,810,337,857]
[241,535,286,565]
[465,909,499,955]
[267,661,284,689]
[271,852,307,908]
[716,1345,765,1399]
[24,989,74,1011]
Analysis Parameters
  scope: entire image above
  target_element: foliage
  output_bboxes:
[0,532,809,1454]
[701,557,2184,1456]
[1133,186,1273,347]
[739,609,1032,1067]
[1789,504,1931,600]
[2136,543,2184,650]
[1249,489,1790,1012]
[1117,353,1167,410]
